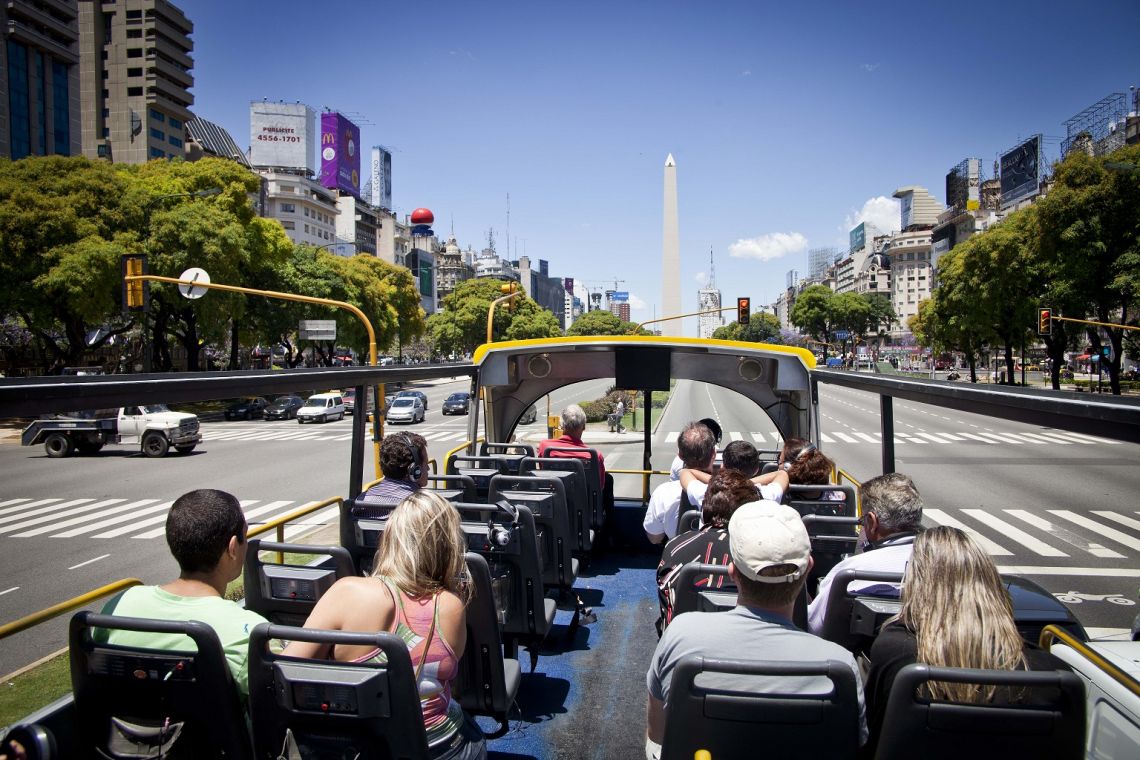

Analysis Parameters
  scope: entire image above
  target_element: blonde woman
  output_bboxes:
[865,526,1068,749]
[284,491,485,759]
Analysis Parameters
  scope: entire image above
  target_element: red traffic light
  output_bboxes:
[1037,308,1052,336]
[737,297,750,326]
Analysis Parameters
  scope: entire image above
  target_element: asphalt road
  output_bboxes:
[1,375,1137,675]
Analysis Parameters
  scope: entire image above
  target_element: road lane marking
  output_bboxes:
[665,432,679,443]
[924,509,1012,555]
[131,499,262,540]
[957,432,997,444]
[0,498,100,528]
[996,566,1140,578]
[0,587,18,596]
[820,433,835,444]
[1049,510,1140,553]
[0,498,63,520]
[1063,431,1122,445]
[1018,432,1069,444]
[961,509,1067,557]
[46,501,175,538]
[0,498,32,511]
[728,431,744,441]
[1004,510,1124,559]
[914,432,951,443]
[855,432,878,443]
[68,554,111,570]
[0,498,127,534]
[833,432,858,443]
[1094,511,1140,533]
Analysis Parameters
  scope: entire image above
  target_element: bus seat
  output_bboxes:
[873,664,1087,760]
[479,441,537,474]
[247,624,432,760]
[489,473,579,589]
[800,514,862,590]
[661,655,862,760]
[242,540,356,626]
[785,484,857,518]
[446,455,510,502]
[69,611,253,760]
[761,461,780,475]
[677,509,701,535]
[1,723,56,760]
[520,456,593,552]
[671,563,736,620]
[425,473,478,502]
[454,552,522,737]
[341,496,394,575]
[819,569,904,654]
[533,446,605,530]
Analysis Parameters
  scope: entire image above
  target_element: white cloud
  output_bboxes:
[728,232,808,262]
[860,62,880,72]
[843,196,901,236]
[695,271,707,286]
[628,294,647,311]
[741,69,752,77]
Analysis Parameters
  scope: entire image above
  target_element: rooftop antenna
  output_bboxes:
[709,246,716,287]
[506,192,511,261]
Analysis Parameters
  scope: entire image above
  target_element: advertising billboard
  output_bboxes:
[370,146,392,210]
[563,277,575,295]
[849,222,866,252]
[946,158,982,213]
[612,291,629,302]
[249,102,316,173]
[320,112,361,197]
[1000,136,1041,207]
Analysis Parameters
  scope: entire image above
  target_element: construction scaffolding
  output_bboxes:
[1062,92,1129,158]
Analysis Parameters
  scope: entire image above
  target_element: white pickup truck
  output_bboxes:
[22,405,202,458]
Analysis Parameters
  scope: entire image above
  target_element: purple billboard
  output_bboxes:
[320,112,361,197]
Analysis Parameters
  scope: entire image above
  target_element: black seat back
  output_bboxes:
[677,509,701,534]
[453,553,521,729]
[243,540,356,626]
[785,484,856,518]
[535,447,604,529]
[69,611,253,760]
[661,655,861,760]
[479,442,536,474]
[248,624,431,760]
[489,473,577,589]
[819,569,904,653]
[520,456,592,552]
[800,514,862,588]
[1,724,56,760]
[671,563,735,620]
[342,496,393,575]
[446,455,509,501]
[425,473,478,502]
[873,664,1087,760]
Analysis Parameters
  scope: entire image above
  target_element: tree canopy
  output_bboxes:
[428,278,562,355]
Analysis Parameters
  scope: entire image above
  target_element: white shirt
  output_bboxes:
[685,479,785,508]
[807,540,914,635]
[643,480,684,540]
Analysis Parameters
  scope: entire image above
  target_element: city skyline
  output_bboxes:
[183,1,1137,317]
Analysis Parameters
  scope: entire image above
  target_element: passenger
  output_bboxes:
[778,438,842,500]
[655,470,760,634]
[678,439,789,507]
[807,472,923,634]
[359,432,429,507]
[99,489,267,697]
[284,491,486,760]
[537,403,614,517]
[646,502,868,758]
[669,417,721,479]
[864,526,1070,755]
[644,421,717,544]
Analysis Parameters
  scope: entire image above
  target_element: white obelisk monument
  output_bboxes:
[661,153,681,335]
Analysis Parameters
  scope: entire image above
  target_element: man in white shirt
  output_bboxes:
[679,440,789,507]
[807,473,924,635]
[644,422,717,544]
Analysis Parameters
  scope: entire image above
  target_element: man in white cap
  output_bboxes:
[644,501,867,758]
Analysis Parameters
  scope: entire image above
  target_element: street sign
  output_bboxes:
[178,268,210,299]
[299,319,336,341]
[834,330,851,339]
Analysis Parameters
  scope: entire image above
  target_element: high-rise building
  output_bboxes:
[260,170,338,248]
[437,234,474,302]
[661,154,682,334]
[334,193,377,256]
[78,0,193,163]
[1,0,81,159]
[698,249,723,338]
[807,247,839,281]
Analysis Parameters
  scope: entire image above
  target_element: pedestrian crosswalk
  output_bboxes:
[659,429,1122,447]
[197,427,474,444]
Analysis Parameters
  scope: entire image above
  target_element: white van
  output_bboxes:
[297,392,345,424]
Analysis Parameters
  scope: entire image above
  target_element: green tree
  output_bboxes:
[323,253,425,362]
[864,293,896,338]
[926,243,992,382]
[790,285,835,343]
[567,310,623,336]
[428,278,559,355]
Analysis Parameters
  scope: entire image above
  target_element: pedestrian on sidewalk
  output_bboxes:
[614,399,625,433]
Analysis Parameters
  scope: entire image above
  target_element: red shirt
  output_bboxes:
[537,434,606,483]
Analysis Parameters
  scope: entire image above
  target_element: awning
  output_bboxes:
[1075,354,1091,360]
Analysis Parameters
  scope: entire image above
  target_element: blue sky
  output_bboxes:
[187,0,1140,328]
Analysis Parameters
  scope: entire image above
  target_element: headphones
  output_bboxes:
[398,433,423,481]
[782,443,816,471]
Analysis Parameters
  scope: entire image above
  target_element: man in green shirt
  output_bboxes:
[102,489,267,696]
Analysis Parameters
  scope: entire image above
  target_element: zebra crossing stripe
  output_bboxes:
[0,498,62,519]
[1037,432,1092,445]
[132,499,267,540]
[1018,432,1070,444]
[974,431,1022,444]
[832,432,858,444]
[898,435,926,444]
[0,499,90,528]
[0,498,33,512]
[1064,431,1122,445]
[751,433,767,443]
[727,431,744,442]
[1051,510,1140,553]
[961,509,1068,557]
[855,433,878,443]
[0,498,122,534]
[924,508,1013,556]
[665,432,679,444]
[957,432,997,444]
[915,432,952,444]
[1004,510,1124,559]
[820,433,835,444]
[46,501,174,538]
[281,505,340,541]
[1093,511,1140,533]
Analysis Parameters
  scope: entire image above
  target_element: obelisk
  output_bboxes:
[661,153,681,335]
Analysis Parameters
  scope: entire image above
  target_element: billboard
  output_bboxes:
[370,146,392,210]
[320,112,361,197]
[946,158,981,213]
[249,102,316,173]
[563,277,575,295]
[612,291,629,302]
[849,223,866,252]
[1000,136,1041,207]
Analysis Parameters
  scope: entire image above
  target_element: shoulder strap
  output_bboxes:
[413,594,440,684]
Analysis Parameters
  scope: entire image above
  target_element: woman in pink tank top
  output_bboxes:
[284,491,486,759]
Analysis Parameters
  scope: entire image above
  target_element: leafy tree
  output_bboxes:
[428,278,559,355]
[504,300,563,341]
[714,312,783,343]
[323,253,425,362]
[926,245,990,381]
[790,285,834,343]
[864,293,896,337]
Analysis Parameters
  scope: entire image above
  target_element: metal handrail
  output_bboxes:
[247,496,342,563]
[836,468,862,515]
[0,578,143,640]
[609,468,671,502]
[444,438,484,468]
[1039,624,1140,698]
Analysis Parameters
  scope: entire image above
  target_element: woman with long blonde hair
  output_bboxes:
[284,491,485,759]
[865,526,1068,747]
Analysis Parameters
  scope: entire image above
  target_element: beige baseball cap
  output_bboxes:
[728,501,811,583]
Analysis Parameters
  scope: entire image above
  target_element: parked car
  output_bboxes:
[343,387,375,415]
[386,397,425,424]
[224,397,268,420]
[264,395,304,420]
[442,392,471,415]
[396,390,429,410]
[297,392,345,424]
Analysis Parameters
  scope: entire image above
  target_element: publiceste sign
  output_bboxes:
[849,222,866,252]
[946,158,981,213]
[249,102,316,174]
[1000,136,1041,208]
[370,146,392,210]
[320,112,361,197]
[612,291,629,302]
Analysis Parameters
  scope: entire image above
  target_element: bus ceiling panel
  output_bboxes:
[0,365,476,418]
[814,370,1140,445]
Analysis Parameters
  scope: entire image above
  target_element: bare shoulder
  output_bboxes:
[437,589,466,617]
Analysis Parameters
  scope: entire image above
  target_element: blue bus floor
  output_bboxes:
[479,550,661,760]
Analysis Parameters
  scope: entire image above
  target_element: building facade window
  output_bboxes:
[7,41,31,159]
[168,135,182,148]
[35,52,46,154]
[127,86,143,96]
[51,60,70,155]
[167,117,182,130]
[280,203,296,213]
[128,67,142,77]
[149,127,164,140]
[149,147,165,159]
[149,109,164,122]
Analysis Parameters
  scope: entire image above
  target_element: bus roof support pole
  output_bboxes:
[349,383,366,499]
[642,390,652,475]
[880,395,895,474]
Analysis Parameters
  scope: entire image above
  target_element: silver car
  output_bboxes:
[385,397,424,424]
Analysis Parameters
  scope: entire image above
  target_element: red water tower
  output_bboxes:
[410,208,434,226]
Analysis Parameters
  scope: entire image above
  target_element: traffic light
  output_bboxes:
[1037,308,1051,336]
[500,281,520,311]
[121,255,149,314]
[737,297,750,326]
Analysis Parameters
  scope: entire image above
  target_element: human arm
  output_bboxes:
[282,577,393,661]
[646,693,666,746]
[678,468,711,488]
[752,469,789,490]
